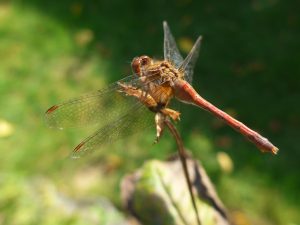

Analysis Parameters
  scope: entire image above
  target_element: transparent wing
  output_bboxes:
[45,75,146,130]
[70,77,183,158]
[163,21,184,69]
[71,103,154,158]
[179,36,202,84]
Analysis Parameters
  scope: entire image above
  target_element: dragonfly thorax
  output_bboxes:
[131,56,182,83]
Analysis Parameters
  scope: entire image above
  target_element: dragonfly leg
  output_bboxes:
[161,108,180,121]
[118,82,180,144]
[118,82,157,108]
[154,112,167,143]
[154,109,180,143]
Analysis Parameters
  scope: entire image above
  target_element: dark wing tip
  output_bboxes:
[73,141,85,153]
[46,105,59,114]
[70,141,87,159]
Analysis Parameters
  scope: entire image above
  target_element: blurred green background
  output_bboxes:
[0,0,299,224]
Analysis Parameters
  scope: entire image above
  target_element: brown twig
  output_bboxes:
[164,119,201,225]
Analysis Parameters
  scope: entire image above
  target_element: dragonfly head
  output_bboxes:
[131,55,153,76]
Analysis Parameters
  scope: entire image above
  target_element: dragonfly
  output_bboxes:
[45,21,278,158]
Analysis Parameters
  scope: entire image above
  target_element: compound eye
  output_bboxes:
[131,57,141,75]
[140,56,150,66]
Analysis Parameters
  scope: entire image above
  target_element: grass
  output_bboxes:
[0,0,299,224]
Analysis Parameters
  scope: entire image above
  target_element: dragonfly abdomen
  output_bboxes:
[173,79,278,154]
